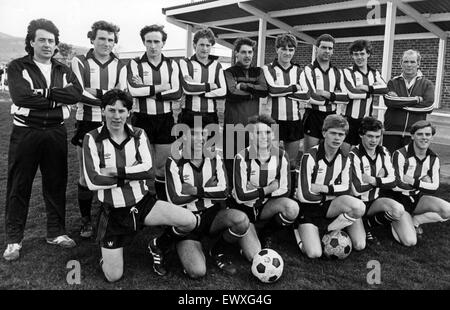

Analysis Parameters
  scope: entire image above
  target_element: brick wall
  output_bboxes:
[260,37,449,110]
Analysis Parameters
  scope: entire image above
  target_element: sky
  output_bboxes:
[0,0,204,52]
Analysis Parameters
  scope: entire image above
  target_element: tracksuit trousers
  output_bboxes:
[5,125,68,244]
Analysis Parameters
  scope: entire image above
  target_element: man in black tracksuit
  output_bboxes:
[3,19,82,261]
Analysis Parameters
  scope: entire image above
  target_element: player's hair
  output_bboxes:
[315,34,335,47]
[248,114,276,127]
[101,89,133,110]
[348,39,372,55]
[25,19,60,55]
[87,20,120,44]
[275,33,298,49]
[140,24,167,43]
[322,114,349,134]
[193,28,216,45]
[402,49,421,65]
[358,116,383,135]
[410,120,436,136]
[233,37,256,52]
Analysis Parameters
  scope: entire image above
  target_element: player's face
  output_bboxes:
[144,31,165,59]
[31,29,56,62]
[103,100,130,131]
[412,126,433,151]
[323,128,346,150]
[251,123,273,151]
[92,30,115,58]
[401,54,419,77]
[194,38,212,61]
[188,128,206,159]
[235,44,253,68]
[360,130,382,152]
[316,41,333,62]
[352,49,369,69]
[277,45,295,66]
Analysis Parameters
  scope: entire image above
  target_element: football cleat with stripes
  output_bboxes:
[148,238,168,276]
[210,251,237,276]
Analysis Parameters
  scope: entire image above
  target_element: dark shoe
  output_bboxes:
[261,236,273,249]
[210,251,237,275]
[366,230,380,246]
[148,238,167,276]
[80,219,93,239]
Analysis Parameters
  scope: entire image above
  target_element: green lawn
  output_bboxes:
[0,92,449,290]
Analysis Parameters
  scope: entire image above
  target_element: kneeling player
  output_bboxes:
[350,117,413,246]
[82,90,198,282]
[159,123,250,278]
[232,114,299,261]
[295,114,366,258]
[387,120,450,244]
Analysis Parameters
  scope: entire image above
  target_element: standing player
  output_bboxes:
[350,117,414,246]
[82,89,198,282]
[3,19,82,261]
[162,124,250,278]
[223,38,268,186]
[232,114,299,259]
[178,28,226,128]
[295,115,366,258]
[127,24,182,201]
[342,40,388,152]
[300,34,348,153]
[383,50,434,153]
[71,21,127,238]
[387,120,450,242]
[263,33,309,194]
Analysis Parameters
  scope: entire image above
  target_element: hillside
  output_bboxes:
[0,32,89,64]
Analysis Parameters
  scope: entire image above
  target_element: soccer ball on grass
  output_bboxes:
[251,248,284,283]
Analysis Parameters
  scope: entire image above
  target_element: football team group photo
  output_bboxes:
[1,0,450,291]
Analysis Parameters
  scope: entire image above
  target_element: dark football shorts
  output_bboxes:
[181,203,223,241]
[177,109,219,128]
[230,197,270,224]
[276,119,304,142]
[131,112,176,144]
[382,191,422,214]
[302,109,335,140]
[344,117,362,146]
[96,194,157,249]
[71,121,103,147]
[296,200,335,231]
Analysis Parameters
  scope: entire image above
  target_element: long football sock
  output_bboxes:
[78,183,93,220]
[366,211,397,229]
[327,213,356,231]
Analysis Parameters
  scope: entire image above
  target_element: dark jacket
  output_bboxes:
[8,55,82,128]
[383,72,434,137]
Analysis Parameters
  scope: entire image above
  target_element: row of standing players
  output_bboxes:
[3,19,448,283]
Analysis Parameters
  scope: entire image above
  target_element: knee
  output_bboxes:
[103,267,123,283]
[231,211,250,233]
[185,266,207,279]
[282,201,300,221]
[304,246,322,259]
[390,203,405,220]
[353,240,366,251]
[350,201,365,218]
[402,236,417,247]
